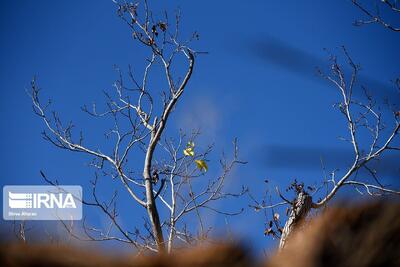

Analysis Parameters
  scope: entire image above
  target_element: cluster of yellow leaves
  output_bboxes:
[183,142,195,157]
[183,142,208,172]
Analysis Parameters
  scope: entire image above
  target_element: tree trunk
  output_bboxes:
[279,191,312,250]
[143,128,165,253]
[144,172,165,252]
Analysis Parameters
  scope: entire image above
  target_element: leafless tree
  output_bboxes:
[29,1,245,253]
[253,48,400,249]
[252,3,400,248]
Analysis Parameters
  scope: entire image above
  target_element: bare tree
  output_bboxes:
[30,1,245,253]
[254,48,400,249]
[252,4,400,248]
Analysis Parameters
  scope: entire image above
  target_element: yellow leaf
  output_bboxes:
[183,147,194,157]
[187,141,195,148]
[183,141,195,157]
[195,159,208,172]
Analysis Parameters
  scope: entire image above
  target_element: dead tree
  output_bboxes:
[252,47,400,249]
[30,1,245,253]
[251,1,400,250]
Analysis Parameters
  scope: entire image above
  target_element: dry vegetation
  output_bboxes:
[1,201,399,267]
[267,201,400,267]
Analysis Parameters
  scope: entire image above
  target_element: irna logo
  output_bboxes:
[8,191,76,209]
[3,185,82,221]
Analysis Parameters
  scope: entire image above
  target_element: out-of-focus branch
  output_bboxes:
[12,221,29,243]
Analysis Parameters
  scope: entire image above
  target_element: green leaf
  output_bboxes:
[195,159,208,172]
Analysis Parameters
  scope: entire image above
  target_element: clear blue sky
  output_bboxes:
[1,0,399,254]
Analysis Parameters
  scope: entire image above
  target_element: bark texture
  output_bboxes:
[279,191,312,250]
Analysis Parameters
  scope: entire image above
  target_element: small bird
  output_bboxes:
[151,169,159,184]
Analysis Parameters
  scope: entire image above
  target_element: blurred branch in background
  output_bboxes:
[249,36,399,107]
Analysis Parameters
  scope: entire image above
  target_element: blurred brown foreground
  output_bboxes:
[1,201,399,267]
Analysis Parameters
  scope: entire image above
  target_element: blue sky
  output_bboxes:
[1,0,399,254]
